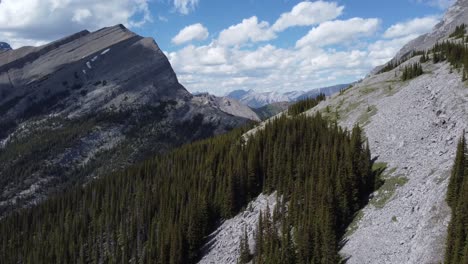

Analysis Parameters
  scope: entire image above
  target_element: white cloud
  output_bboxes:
[383,16,439,38]
[172,23,209,45]
[0,0,152,48]
[158,15,168,22]
[218,16,276,46]
[173,0,199,15]
[415,0,455,9]
[167,39,380,95]
[167,12,430,96]
[296,18,380,48]
[272,1,344,32]
[72,9,92,23]
[368,35,419,66]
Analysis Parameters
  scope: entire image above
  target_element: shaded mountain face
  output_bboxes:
[0,25,249,216]
[252,101,290,120]
[226,83,349,108]
[0,42,11,52]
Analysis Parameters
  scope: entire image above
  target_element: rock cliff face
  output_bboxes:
[0,25,249,216]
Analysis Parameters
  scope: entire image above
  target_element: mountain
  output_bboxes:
[296,83,350,100]
[226,90,290,108]
[192,93,260,121]
[252,101,290,120]
[396,0,468,61]
[0,25,250,216]
[2,1,468,264]
[0,42,11,52]
[201,1,468,263]
[227,83,349,108]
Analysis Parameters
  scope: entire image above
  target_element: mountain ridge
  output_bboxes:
[226,83,349,108]
[0,24,250,216]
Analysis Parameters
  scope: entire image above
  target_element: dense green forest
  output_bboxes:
[0,106,376,263]
[401,63,424,81]
[288,93,325,116]
[444,134,468,264]
[431,40,468,82]
[449,24,466,39]
[243,124,374,264]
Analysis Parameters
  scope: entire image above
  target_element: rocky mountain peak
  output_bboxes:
[0,25,250,216]
[393,0,468,61]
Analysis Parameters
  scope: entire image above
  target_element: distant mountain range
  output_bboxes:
[0,42,11,52]
[226,83,350,108]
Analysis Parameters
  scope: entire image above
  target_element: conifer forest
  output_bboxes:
[0,104,377,264]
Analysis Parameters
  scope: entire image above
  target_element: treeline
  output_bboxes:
[445,134,468,264]
[432,40,468,81]
[401,63,423,81]
[243,124,375,264]
[378,50,425,74]
[0,112,376,264]
[288,93,325,116]
[449,24,466,39]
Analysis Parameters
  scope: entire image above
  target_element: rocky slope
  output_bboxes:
[311,58,462,264]
[192,93,260,121]
[226,83,348,108]
[0,25,250,216]
[199,193,277,264]
[200,1,468,263]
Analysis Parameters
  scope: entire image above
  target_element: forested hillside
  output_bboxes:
[0,106,376,264]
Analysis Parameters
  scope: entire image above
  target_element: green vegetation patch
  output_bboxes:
[370,173,408,209]
[346,210,364,237]
[288,93,325,116]
[357,105,377,126]
[359,86,377,96]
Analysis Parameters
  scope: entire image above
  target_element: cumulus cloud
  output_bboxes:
[0,0,152,48]
[383,16,439,38]
[167,11,428,96]
[167,39,380,95]
[173,0,199,15]
[368,35,420,65]
[172,23,209,45]
[296,18,380,48]
[272,1,344,32]
[217,16,276,46]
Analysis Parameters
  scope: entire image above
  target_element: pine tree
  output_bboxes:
[238,228,251,264]
[447,134,466,208]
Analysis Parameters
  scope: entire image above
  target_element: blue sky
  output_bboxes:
[0,0,455,95]
[145,0,444,52]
